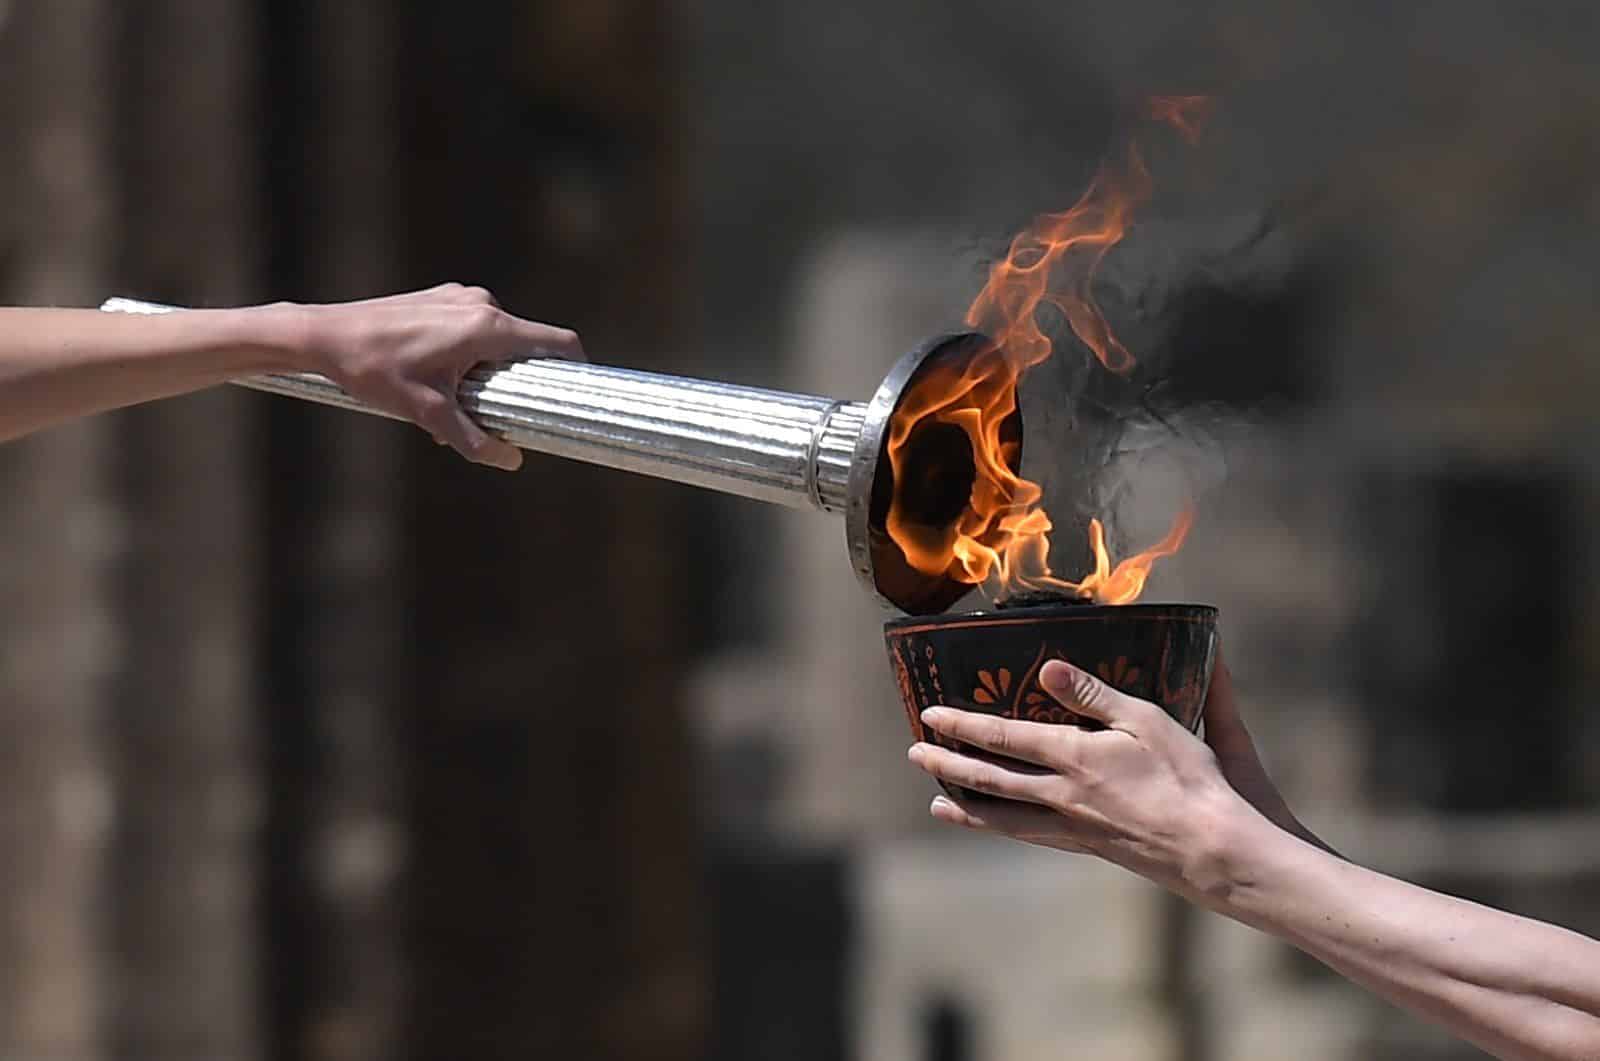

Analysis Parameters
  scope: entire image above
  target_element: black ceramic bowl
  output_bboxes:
[884,602,1219,801]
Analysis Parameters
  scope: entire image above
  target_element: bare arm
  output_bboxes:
[0,304,299,441]
[907,655,1600,1060]
[0,284,583,468]
[1220,813,1600,1060]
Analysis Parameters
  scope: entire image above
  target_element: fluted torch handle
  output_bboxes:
[99,297,866,512]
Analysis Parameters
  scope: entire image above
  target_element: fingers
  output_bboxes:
[417,389,522,472]
[359,286,584,365]
[311,288,583,467]
[498,313,587,362]
[907,742,1057,806]
[918,706,1065,769]
[1039,659,1163,733]
[443,301,585,364]
[352,288,587,364]
[929,794,1089,851]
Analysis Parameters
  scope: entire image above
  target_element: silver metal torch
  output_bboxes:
[101,297,1006,615]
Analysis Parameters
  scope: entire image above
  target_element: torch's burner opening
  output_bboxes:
[846,331,1017,616]
[895,421,977,530]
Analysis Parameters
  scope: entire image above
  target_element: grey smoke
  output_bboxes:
[1008,193,1340,576]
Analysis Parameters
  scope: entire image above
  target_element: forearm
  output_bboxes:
[0,305,310,441]
[1214,812,1600,1060]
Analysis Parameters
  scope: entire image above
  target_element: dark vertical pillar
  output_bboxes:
[1356,460,1579,811]
[254,3,411,1059]
[393,2,708,1058]
[708,850,851,1061]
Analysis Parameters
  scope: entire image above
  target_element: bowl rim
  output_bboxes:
[883,601,1218,636]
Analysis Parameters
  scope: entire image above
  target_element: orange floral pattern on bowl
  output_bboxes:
[967,646,1092,727]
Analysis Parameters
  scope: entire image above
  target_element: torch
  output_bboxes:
[101,296,999,616]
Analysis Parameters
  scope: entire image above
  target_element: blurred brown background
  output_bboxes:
[2,2,1598,1060]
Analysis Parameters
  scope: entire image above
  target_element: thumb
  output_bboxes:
[1038,659,1159,732]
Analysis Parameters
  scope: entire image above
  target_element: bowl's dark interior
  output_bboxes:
[884,603,1218,801]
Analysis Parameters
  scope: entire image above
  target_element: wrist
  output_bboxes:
[225,302,318,375]
[1201,806,1349,943]
[1180,792,1299,912]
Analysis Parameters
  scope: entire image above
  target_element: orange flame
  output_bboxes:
[1073,508,1194,604]
[885,101,1204,605]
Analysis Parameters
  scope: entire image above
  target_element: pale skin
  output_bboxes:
[908,652,1600,1061]
[0,283,583,465]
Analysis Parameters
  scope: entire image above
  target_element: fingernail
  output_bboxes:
[906,743,923,762]
[931,795,955,812]
[498,452,523,472]
[920,706,949,727]
[1036,665,1075,697]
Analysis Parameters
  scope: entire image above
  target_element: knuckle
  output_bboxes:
[968,765,1000,793]
[985,721,1011,755]
[462,285,495,306]
[466,303,503,333]
[415,389,451,422]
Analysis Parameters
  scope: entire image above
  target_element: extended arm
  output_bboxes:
[0,304,298,441]
[0,284,582,468]
[1221,814,1600,1060]
[907,655,1600,1060]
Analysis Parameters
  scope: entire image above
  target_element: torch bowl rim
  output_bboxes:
[845,330,1000,616]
